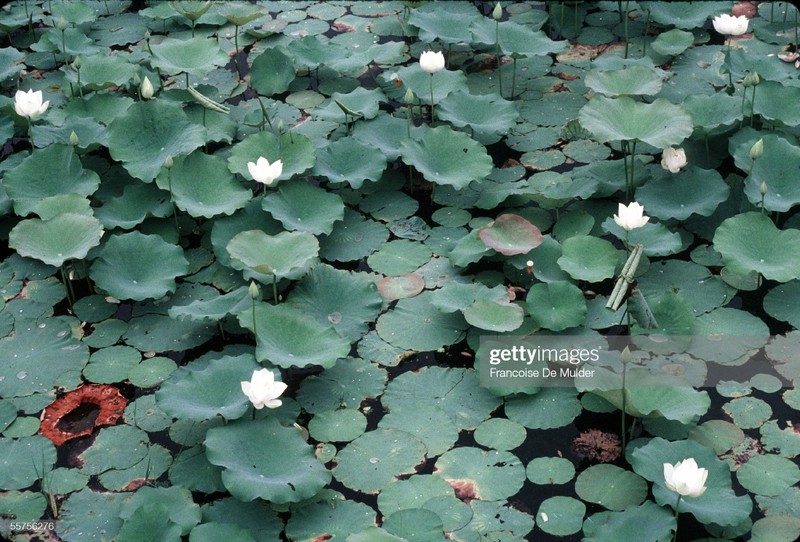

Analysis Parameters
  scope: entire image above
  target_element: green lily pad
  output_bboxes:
[463,299,525,332]
[91,232,188,301]
[754,80,800,128]
[190,523,256,542]
[751,516,800,542]
[117,486,199,537]
[479,213,544,256]
[314,138,388,189]
[83,345,140,384]
[557,235,618,282]
[315,87,386,123]
[688,420,745,454]
[714,212,800,282]
[686,308,769,364]
[79,425,149,475]
[644,1,733,29]
[169,446,225,494]
[377,475,454,517]
[154,152,250,219]
[764,281,800,329]
[250,46,296,95]
[108,100,206,182]
[636,166,730,220]
[456,500,534,540]
[684,93,743,132]
[585,65,664,96]
[505,388,583,430]
[575,464,648,511]
[379,404,459,458]
[527,456,575,485]
[0,435,56,490]
[582,500,674,542]
[296,357,387,413]
[156,354,260,422]
[376,292,467,351]
[377,274,425,300]
[400,125,493,189]
[200,497,283,542]
[99,444,172,492]
[335,428,427,493]
[205,418,330,503]
[308,409,367,443]
[151,36,228,77]
[579,95,693,147]
[747,134,800,212]
[286,499,377,541]
[123,314,215,353]
[637,260,733,316]
[287,264,382,342]
[262,180,344,235]
[435,447,525,501]
[723,396,772,429]
[525,281,587,331]
[319,208,390,262]
[9,213,103,267]
[535,496,586,536]
[408,5,477,43]
[238,302,351,368]
[3,144,101,217]
[437,91,519,144]
[650,28,695,56]
[228,230,318,281]
[228,131,315,182]
[473,418,527,451]
[57,489,126,542]
[382,509,444,541]
[737,454,800,497]
[368,240,431,275]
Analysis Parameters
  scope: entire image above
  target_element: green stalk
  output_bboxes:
[511,56,517,97]
[234,24,241,80]
[429,73,435,122]
[495,19,503,96]
[272,273,278,304]
[750,84,757,127]
[672,494,682,542]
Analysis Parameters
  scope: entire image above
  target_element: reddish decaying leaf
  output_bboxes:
[448,479,479,501]
[478,214,544,256]
[377,273,425,300]
[39,384,127,446]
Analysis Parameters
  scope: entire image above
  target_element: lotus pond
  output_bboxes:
[2,0,800,541]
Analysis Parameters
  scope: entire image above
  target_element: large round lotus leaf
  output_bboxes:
[379,404,459,458]
[408,5,477,43]
[57,489,126,542]
[261,180,344,235]
[473,418,527,451]
[686,308,769,364]
[435,447,524,501]
[117,486,199,536]
[285,500,376,541]
[382,367,500,431]
[123,314,215,353]
[314,87,387,123]
[190,523,256,542]
[228,131,314,182]
[557,235,618,282]
[377,475,454,517]
[456,500,534,540]
[683,92,742,132]
[79,425,149,475]
[382,509,444,541]
[287,264,382,342]
[334,428,427,493]
[525,281,587,331]
[579,95,692,147]
[688,420,745,454]
[0,491,47,531]
[436,91,519,144]
[352,115,421,161]
[629,437,753,527]
[764,281,800,328]
[649,28,695,56]
[637,260,732,316]
[313,138,387,189]
[210,199,284,268]
[636,166,730,220]
[205,418,330,503]
[737,454,800,497]
[368,240,431,276]
[584,65,663,96]
[169,286,251,323]
[496,20,568,56]
[479,214,544,256]
[296,357,386,413]
[114,502,183,541]
[423,495,473,533]
[201,497,283,542]
[751,516,800,542]
[153,152,250,219]
[3,144,101,216]
[575,464,647,511]
[0,319,88,398]
[400,126,493,189]
[250,47,296,96]
[746,135,800,212]
[99,444,172,492]
[238,302,350,368]
[389,63,468,107]
[377,274,425,300]
[582,500,674,542]
[91,232,188,301]
[754,80,800,128]
[170,447,225,494]
[156,354,260,422]
[463,299,524,332]
[83,345,140,384]
[108,100,206,182]
[505,388,582,430]
[448,230,493,267]
[714,212,800,282]
[536,496,585,536]
[308,409,366,443]
[287,34,345,70]
[150,36,228,76]
[0,435,56,490]
[604,218,683,257]
[319,208,390,262]
[376,292,467,351]
[227,230,318,281]
[526,456,575,485]
[643,1,732,29]
[723,396,772,429]
[9,213,103,267]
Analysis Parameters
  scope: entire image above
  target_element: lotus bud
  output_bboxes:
[760,180,768,196]
[526,260,533,267]
[277,119,284,133]
[69,131,80,146]
[492,2,502,21]
[404,87,414,104]
[164,155,173,169]
[141,76,154,100]
[743,71,760,87]
[144,30,151,41]
[419,50,446,74]
[749,138,764,160]
[620,346,632,364]
[248,281,260,300]
[57,16,68,30]
[72,56,81,70]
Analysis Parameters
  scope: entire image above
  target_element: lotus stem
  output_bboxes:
[429,73,435,123]
[185,72,190,89]
[672,494,682,542]
[495,19,503,97]
[27,119,34,148]
[234,24,242,81]
[60,264,75,309]
[272,273,278,304]
[642,10,650,57]
[511,56,517,98]
[750,84,756,127]
[623,0,630,58]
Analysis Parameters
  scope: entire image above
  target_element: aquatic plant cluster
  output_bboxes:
[1,1,799,540]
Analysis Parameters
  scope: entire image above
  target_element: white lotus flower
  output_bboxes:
[661,147,687,173]
[664,458,708,498]
[613,202,650,231]
[241,368,287,410]
[141,76,154,100]
[247,156,283,185]
[420,50,445,74]
[14,89,50,120]
[712,14,749,36]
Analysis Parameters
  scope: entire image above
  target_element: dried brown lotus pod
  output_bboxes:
[39,384,127,446]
